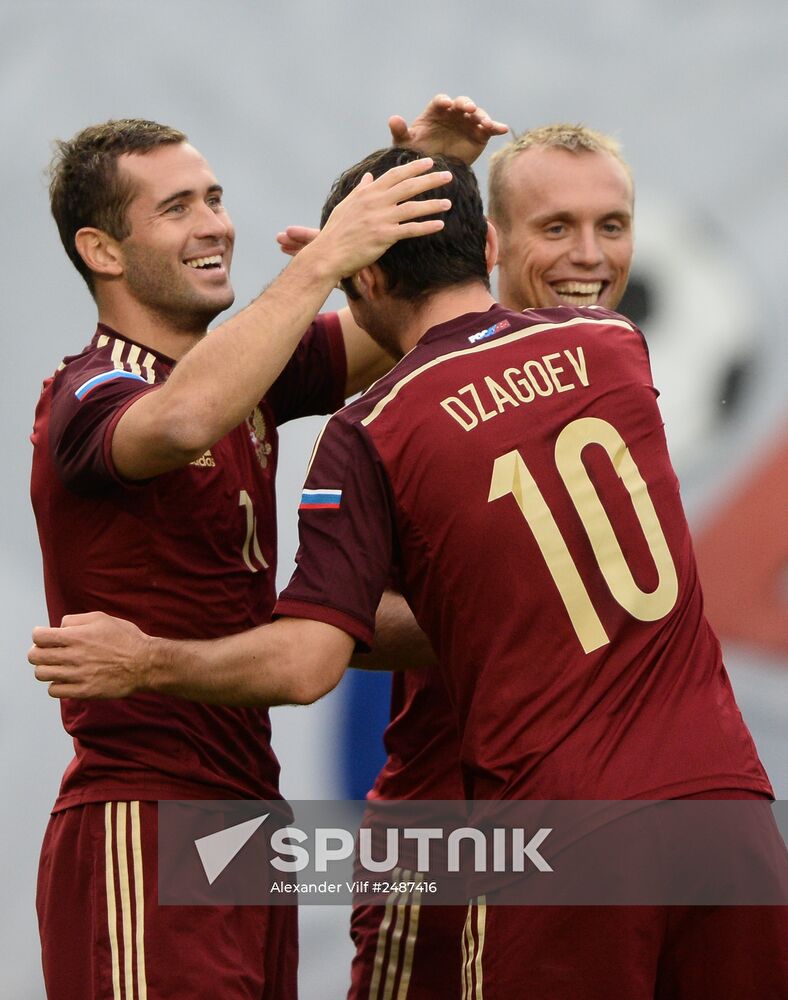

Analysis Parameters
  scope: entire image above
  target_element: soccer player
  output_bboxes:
[31,149,786,998]
[28,117,455,1000]
[345,124,637,999]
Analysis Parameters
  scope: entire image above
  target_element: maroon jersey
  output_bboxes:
[31,316,346,808]
[370,668,463,800]
[277,304,771,802]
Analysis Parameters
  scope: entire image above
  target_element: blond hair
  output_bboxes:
[488,124,632,230]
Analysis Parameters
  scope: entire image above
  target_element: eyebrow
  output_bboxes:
[533,208,632,225]
[155,184,223,211]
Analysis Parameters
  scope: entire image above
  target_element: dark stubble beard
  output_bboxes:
[122,243,235,335]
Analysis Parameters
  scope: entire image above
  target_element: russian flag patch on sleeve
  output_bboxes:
[299,488,342,510]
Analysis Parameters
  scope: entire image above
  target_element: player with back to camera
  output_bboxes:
[30,146,786,999]
[335,120,638,1000]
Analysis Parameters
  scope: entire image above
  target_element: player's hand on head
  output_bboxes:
[276,226,319,257]
[388,93,509,165]
[316,158,452,280]
[28,611,153,701]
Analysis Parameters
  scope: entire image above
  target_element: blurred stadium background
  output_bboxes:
[2,2,785,996]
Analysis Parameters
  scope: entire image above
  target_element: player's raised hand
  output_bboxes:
[389,93,509,165]
[29,611,153,700]
[311,157,452,281]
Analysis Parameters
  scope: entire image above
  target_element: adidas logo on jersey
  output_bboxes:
[191,449,216,468]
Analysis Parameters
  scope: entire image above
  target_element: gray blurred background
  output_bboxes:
[2,1,786,996]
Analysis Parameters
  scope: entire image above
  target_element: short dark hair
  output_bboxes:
[49,119,187,294]
[320,147,489,302]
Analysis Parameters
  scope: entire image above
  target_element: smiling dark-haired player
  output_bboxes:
[30,114,458,1000]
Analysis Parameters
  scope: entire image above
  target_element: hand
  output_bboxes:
[311,157,452,281]
[389,93,509,165]
[276,226,318,257]
[29,611,154,700]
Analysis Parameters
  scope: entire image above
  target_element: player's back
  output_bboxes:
[360,304,769,802]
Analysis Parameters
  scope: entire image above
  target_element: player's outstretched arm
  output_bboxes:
[29,613,352,707]
[112,158,452,479]
[389,93,509,166]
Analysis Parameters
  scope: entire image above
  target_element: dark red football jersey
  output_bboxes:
[370,668,464,800]
[277,304,771,801]
[31,316,346,808]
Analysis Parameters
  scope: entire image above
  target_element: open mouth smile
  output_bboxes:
[552,281,605,306]
[184,255,223,270]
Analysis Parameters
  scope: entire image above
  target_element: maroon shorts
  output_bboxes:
[348,866,465,1000]
[462,901,788,1000]
[462,791,788,1000]
[37,801,298,1000]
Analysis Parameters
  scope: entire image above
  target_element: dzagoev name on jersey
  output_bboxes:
[440,346,589,432]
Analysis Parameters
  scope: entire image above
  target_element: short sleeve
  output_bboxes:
[265,312,347,424]
[48,362,159,492]
[274,414,393,647]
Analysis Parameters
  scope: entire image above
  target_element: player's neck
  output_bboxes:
[398,283,497,354]
[95,298,206,360]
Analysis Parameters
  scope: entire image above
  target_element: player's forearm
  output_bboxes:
[144,622,339,706]
[147,628,289,707]
[145,247,339,457]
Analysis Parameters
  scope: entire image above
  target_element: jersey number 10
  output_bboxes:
[488,416,679,653]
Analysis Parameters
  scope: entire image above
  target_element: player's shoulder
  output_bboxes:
[51,325,164,401]
[521,305,647,358]
[520,304,637,331]
[325,381,384,433]
[309,364,404,459]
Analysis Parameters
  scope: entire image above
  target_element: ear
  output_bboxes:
[351,263,386,302]
[485,220,499,274]
[74,227,124,279]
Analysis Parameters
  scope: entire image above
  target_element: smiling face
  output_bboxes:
[493,146,633,312]
[116,142,235,333]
